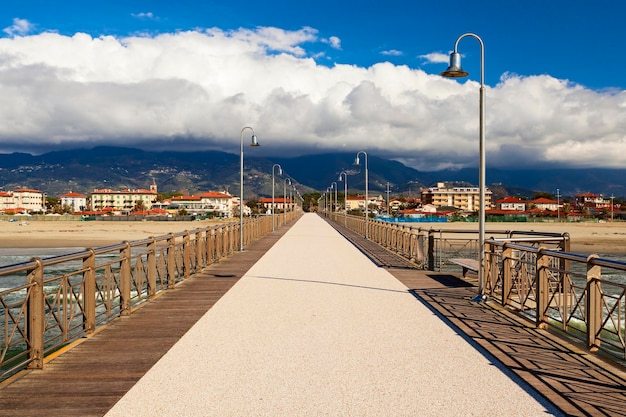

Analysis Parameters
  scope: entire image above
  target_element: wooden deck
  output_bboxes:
[1,218,626,417]
[387,269,626,417]
[0,227,290,417]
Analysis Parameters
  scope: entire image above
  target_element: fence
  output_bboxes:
[327,211,625,363]
[0,212,298,381]
[483,240,626,361]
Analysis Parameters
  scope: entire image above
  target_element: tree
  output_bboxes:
[532,192,554,200]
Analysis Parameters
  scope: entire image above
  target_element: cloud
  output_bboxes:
[381,50,403,57]
[323,36,341,50]
[0,26,624,172]
[3,18,35,37]
[131,12,157,20]
[419,52,449,64]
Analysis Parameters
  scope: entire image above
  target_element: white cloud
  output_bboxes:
[131,12,157,20]
[381,50,403,56]
[323,36,341,50]
[0,26,624,170]
[419,52,449,64]
[3,18,35,37]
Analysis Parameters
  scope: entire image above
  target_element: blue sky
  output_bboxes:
[0,0,625,171]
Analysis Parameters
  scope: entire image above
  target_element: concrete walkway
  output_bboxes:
[105,213,561,417]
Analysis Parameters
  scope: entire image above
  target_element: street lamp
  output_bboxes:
[330,182,338,216]
[354,151,369,239]
[283,177,291,224]
[441,33,486,301]
[239,126,260,251]
[338,171,348,227]
[272,164,282,231]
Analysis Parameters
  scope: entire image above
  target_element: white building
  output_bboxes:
[200,191,235,217]
[60,192,88,213]
[2,188,46,213]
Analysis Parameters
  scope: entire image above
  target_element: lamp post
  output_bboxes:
[556,188,561,222]
[283,178,291,224]
[239,126,260,251]
[272,164,282,231]
[441,33,486,301]
[330,182,338,217]
[386,182,391,215]
[354,151,369,239]
[338,171,348,227]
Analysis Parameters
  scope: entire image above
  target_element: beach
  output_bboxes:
[0,219,223,249]
[1,218,626,256]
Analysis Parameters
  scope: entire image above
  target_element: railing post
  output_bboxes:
[195,230,203,270]
[82,249,96,333]
[586,255,602,352]
[427,230,435,271]
[120,242,131,316]
[27,258,44,369]
[147,237,157,298]
[501,244,513,306]
[183,231,191,278]
[167,233,176,289]
[536,248,550,329]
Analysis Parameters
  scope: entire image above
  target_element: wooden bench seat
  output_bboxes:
[449,258,479,278]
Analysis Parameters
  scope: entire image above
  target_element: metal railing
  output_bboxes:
[326,212,624,362]
[0,212,298,381]
[484,240,626,361]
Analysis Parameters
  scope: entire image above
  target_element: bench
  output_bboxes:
[449,258,479,278]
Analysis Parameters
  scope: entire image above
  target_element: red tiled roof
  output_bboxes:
[171,195,202,201]
[200,191,232,198]
[496,196,525,204]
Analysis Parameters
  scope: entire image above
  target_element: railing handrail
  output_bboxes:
[0,211,301,381]
[325,211,625,363]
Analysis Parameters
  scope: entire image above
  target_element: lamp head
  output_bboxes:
[440,52,469,78]
[353,156,360,166]
[278,167,283,176]
[250,134,260,147]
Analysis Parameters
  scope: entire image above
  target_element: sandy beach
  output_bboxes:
[0,219,223,249]
[1,218,626,256]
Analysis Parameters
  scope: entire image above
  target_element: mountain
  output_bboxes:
[0,146,624,199]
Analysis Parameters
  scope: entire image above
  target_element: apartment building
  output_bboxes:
[0,188,46,213]
[91,183,158,211]
[421,182,492,212]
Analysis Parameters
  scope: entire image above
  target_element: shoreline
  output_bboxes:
[1,219,625,256]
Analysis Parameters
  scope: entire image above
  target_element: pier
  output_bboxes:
[1,213,625,416]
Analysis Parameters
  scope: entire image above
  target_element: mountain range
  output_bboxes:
[1,146,624,201]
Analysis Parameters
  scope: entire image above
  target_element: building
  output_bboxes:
[0,188,46,213]
[345,195,384,212]
[60,192,88,213]
[421,182,492,212]
[199,191,235,217]
[91,183,158,212]
[0,191,15,213]
[259,197,291,212]
[528,197,560,211]
[573,192,610,209]
[164,191,235,217]
[496,196,526,211]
